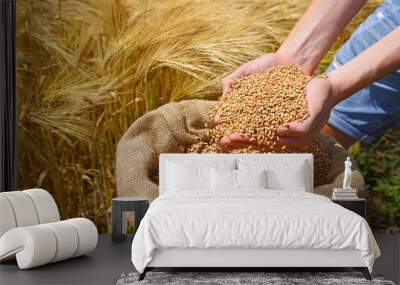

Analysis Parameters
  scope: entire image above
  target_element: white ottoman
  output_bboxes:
[0,189,98,269]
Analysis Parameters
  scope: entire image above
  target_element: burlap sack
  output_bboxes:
[116,100,365,200]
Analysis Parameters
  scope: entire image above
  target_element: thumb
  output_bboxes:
[222,66,247,93]
[213,113,222,125]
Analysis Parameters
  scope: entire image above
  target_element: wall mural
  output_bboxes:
[16,0,398,233]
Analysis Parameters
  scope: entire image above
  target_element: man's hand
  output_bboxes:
[276,77,335,147]
[218,77,336,150]
[216,52,297,126]
[214,0,367,150]
[216,52,298,150]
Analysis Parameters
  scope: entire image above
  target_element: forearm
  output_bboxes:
[329,27,400,105]
[278,0,366,74]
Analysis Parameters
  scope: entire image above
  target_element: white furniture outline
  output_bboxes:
[0,189,98,269]
[135,154,375,281]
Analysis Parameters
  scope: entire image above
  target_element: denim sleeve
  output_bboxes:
[326,0,400,144]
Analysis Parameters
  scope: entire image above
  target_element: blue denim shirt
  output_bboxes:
[326,0,400,143]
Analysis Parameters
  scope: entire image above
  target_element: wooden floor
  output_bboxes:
[0,234,134,285]
[0,234,398,285]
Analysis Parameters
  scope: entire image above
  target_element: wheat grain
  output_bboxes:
[187,65,331,186]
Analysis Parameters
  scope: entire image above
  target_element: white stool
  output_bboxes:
[0,189,98,269]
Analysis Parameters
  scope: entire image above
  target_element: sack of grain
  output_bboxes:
[116,100,215,200]
[116,99,366,200]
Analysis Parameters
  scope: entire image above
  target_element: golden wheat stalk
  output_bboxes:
[16,0,383,232]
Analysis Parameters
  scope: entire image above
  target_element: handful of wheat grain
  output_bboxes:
[186,65,331,186]
[213,65,310,148]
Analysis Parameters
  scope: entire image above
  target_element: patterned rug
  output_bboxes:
[116,271,395,285]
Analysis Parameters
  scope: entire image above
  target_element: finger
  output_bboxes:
[277,120,312,138]
[276,124,289,136]
[220,135,232,146]
[222,77,232,94]
[214,113,222,125]
[220,133,250,147]
[220,132,252,147]
[228,131,252,143]
[220,132,262,150]
[222,66,248,93]
[222,74,237,94]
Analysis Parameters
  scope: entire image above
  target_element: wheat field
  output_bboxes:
[16,0,384,232]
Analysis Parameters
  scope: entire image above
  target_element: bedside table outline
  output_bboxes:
[112,197,149,242]
[332,198,366,218]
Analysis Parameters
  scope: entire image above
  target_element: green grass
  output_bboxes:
[350,125,400,233]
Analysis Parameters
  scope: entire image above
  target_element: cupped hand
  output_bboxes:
[218,76,336,150]
[217,52,303,150]
[276,76,336,147]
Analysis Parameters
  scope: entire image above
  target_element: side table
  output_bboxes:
[112,197,149,242]
[332,198,366,218]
